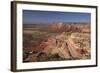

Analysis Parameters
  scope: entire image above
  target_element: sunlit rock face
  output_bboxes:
[39,32,83,59]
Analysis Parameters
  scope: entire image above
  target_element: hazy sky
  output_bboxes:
[23,10,91,24]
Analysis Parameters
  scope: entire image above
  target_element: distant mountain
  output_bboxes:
[49,22,90,33]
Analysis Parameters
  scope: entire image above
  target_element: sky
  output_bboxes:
[23,10,91,24]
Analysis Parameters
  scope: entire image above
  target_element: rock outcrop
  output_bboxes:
[24,32,90,62]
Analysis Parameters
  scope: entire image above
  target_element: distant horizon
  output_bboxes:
[23,22,90,25]
[23,10,91,24]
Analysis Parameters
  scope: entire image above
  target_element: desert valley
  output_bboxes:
[23,22,91,62]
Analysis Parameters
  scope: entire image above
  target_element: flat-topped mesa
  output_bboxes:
[49,22,64,31]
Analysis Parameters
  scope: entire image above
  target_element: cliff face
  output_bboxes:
[23,32,90,62]
[39,32,83,59]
